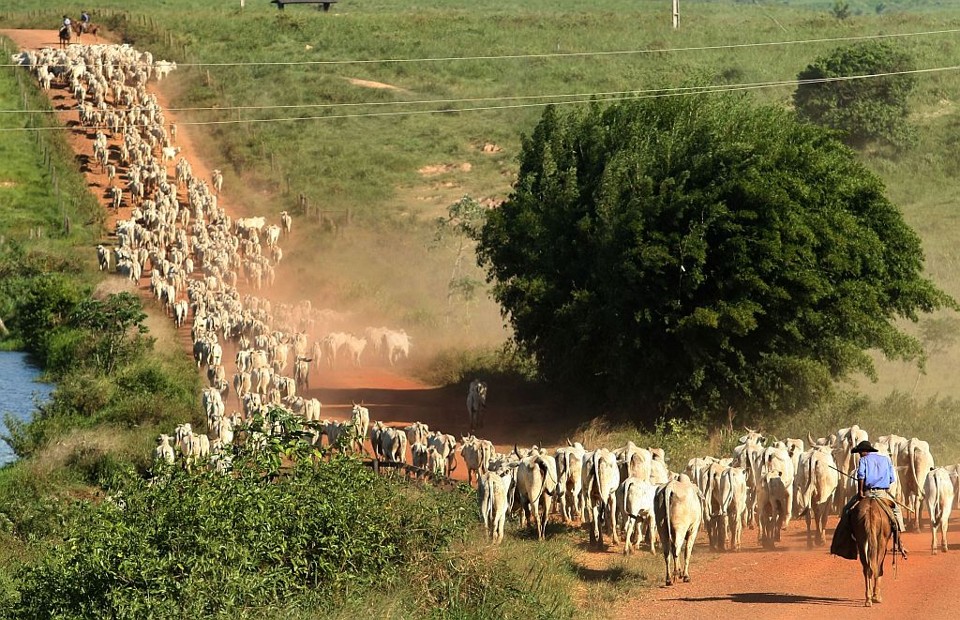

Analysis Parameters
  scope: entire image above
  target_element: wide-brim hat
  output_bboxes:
[851,440,878,454]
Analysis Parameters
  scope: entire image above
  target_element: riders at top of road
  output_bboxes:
[81,11,90,23]
[61,15,71,28]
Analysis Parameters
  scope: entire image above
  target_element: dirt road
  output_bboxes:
[7,29,960,618]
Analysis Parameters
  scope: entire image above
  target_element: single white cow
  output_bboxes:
[618,477,657,555]
[655,474,703,586]
[466,379,488,434]
[478,468,516,544]
[924,467,954,554]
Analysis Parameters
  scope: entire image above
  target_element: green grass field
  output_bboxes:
[5,1,960,397]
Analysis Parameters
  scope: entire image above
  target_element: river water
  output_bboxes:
[0,351,53,466]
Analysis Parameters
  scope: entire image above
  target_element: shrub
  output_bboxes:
[795,41,917,149]
[13,454,475,619]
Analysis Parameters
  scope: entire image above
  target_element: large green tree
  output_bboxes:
[794,41,917,149]
[477,94,952,419]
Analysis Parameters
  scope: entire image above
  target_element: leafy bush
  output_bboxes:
[13,454,475,619]
[795,41,917,149]
[477,93,952,420]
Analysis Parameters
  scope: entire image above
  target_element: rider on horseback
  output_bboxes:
[836,440,908,557]
[61,15,72,30]
[80,11,90,32]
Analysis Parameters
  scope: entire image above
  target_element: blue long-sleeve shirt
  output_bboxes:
[857,452,895,490]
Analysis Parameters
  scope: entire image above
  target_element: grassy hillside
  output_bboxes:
[5,3,960,369]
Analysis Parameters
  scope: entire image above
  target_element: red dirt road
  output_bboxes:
[8,29,960,619]
[615,518,960,619]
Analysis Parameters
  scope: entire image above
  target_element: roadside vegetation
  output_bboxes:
[1,0,960,616]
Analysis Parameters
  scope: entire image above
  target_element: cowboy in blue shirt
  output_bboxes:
[844,440,907,556]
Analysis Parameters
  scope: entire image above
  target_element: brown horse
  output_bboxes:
[71,21,100,42]
[852,496,893,607]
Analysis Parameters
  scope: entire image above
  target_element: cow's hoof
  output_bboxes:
[683,576,691,583]
[873,595,883,604]
[864,601,872,608]
[665,580,673,587]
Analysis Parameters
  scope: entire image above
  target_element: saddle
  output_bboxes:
[830,493,898,561]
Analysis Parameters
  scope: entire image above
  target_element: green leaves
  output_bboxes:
[478,94,952,419]
[13,454,473,619]
[794,41,918,149]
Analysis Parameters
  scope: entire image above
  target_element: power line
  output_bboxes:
[2,27,959,69]
[0,63,957,117]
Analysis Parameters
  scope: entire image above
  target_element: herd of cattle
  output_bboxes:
[12,41,414,459]
[14,42,960,587]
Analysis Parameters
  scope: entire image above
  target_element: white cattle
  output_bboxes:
[161,145,180,162]
[794,446,839,547]
[618,477,657,555]
[758,446,794,547]
[342,335,367,367]
[583,448,621,547]
[154,60,177,80]
[426,445,447,477]
[478,469,516,544]
[904,438,935,531]
[350,404,370,454]
[382,329,411,366]
[466,379,487,434]
[96,244,110,271]
[616,441,653,482]
[718,466,748,552]
[323,420,349,452]
[924,467,954,553]
[404,421,430,448]
[427,432,458,477]
[411,442,429,473]
[555,441,586,522]
[380,427,409,464]
[461,435,494,486]
[293,357,311,390]
[655,474,703,586]
[515,451,558,540]
[154,434,175,465]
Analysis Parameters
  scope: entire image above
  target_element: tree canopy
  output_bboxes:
[476,94,952,419]
[794,41,917,149]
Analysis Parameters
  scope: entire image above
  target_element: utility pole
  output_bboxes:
[672,0,679,28]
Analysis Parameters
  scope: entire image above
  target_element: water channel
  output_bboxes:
[0,351,53,466]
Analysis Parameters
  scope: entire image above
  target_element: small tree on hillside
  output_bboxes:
[433,195,488,327]
[794,41,917,149]
[70,292,150,374]
[476,95,952,420]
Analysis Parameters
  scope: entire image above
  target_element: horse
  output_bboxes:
[851,495,894,607]
[466,379,487,435]
[71,21,100,42]
[58,25,71,49]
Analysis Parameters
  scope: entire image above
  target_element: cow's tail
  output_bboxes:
[720,473,734,516]
[932,470,943,528]
[539,456,557,497]
[908,439,920,495]
[663,484,675,554]
[591,451,605,523]
[805,452,817,509]
[704,467,716,519]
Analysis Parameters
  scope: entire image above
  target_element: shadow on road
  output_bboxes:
[667,592,853,606]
